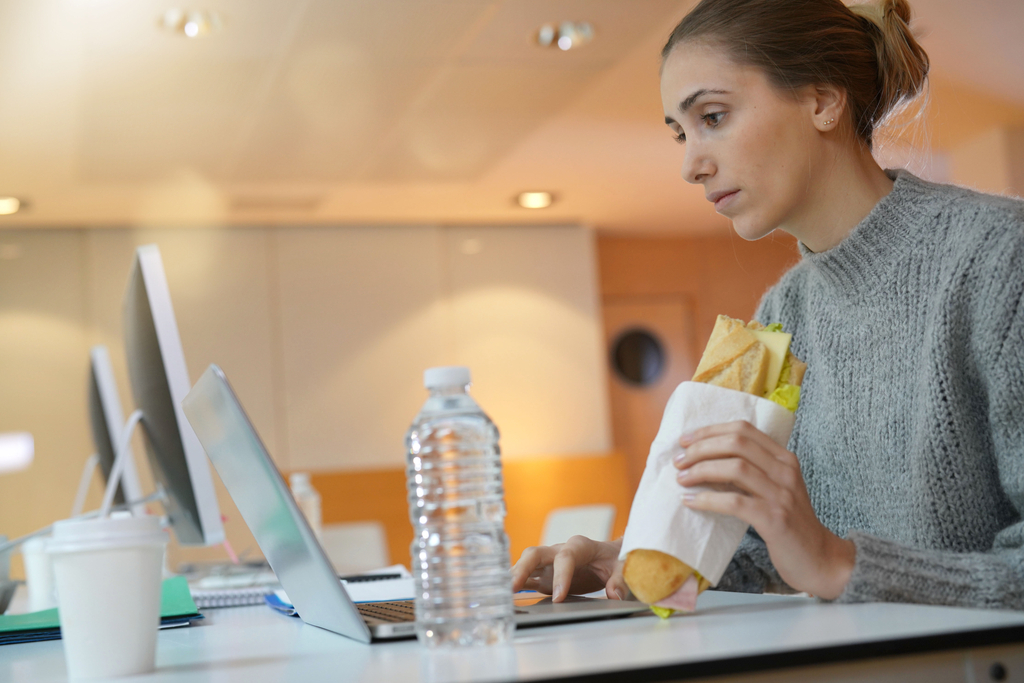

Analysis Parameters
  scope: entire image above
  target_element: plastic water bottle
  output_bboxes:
[406,366,515,647]
[289,472,322,541]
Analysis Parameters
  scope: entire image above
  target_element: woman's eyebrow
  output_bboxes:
[678,88,729,113]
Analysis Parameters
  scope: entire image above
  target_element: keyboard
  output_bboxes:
[356,601,415,623]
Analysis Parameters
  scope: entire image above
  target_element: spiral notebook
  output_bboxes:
[190,585,275,609]
[190,567,409,609]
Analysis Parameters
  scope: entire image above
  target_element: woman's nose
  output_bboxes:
[681,143,714,185]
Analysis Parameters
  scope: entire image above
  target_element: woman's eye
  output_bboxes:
[702,112,725,127]
[673,131,686,144]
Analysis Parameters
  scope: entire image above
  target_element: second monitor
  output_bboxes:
[123,244,224,547]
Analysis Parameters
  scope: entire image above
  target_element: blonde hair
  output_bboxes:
[662,0,930,148]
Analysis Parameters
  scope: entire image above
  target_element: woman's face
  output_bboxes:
[660,41,826,240]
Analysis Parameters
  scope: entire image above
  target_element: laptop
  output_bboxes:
[181,364,650,643]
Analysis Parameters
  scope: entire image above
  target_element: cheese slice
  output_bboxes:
[750,330,792,396]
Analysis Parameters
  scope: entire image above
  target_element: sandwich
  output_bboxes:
[691,315,806,411]
[623,315,805,617]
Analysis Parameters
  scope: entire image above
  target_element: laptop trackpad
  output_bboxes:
[513,594,649,624]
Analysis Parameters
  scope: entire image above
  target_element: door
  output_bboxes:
[603,296,697,491]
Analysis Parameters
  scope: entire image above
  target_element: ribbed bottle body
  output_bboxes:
[406,387,514,647]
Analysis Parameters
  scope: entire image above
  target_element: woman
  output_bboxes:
[512,0,1024,609]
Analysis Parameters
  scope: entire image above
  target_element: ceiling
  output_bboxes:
[0,0,1022,233]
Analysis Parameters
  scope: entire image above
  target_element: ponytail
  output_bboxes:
[849,0,930,135]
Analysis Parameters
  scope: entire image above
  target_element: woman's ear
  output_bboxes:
[812,85,847,132]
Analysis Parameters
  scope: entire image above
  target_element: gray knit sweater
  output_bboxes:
[717,170,1024,609]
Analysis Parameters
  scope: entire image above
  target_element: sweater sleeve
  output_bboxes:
[835,230,1024,609]
[715,528,792,594]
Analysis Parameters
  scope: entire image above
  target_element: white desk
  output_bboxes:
[2,590,1023,683]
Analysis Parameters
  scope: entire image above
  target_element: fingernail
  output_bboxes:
[682,492,697,503]
[609,588,620,600]
[673,452,687,466]
[680,431,695,445]
[554,584,564,600]
[677,468,690,480]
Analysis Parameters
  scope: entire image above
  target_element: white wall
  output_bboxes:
[443,226,609,458]
[0,232,91,544]
[0,224,610,566]
[274,226,447,471]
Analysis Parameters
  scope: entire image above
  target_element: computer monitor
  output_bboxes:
[88,345,144,510]
[123,244,224,546]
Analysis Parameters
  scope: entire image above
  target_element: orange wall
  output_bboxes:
[307,451,632,569]
[597,231,800,343]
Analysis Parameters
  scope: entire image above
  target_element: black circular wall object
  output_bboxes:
[611,328,666,386]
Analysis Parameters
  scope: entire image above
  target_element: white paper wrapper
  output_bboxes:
[619,382,796,586]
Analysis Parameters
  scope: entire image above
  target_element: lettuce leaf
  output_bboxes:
[768,383,800,412]
[762,324,801,412]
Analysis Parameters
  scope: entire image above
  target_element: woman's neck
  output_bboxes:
[782,143,894,254]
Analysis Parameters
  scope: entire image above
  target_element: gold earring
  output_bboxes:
[824,118,835,126]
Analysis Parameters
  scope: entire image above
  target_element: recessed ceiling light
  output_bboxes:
[160,9,223,38]
[0,197,21,216]
[517,191,554,209]
[535,22,594,50]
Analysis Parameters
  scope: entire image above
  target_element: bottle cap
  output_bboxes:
[424,366,471,389]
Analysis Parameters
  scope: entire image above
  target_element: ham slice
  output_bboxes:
[654,574,700,612]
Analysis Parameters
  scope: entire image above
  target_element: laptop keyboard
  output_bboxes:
[357,601,416,623]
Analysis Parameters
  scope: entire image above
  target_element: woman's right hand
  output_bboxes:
[511,536,628,603]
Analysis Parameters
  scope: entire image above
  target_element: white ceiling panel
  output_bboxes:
[74,0,301,182]
[361,64,603,181]
[460,0,684,68]
[77,56,271,181]
[288,0,497,68]
[226,64,435,183]
[74,2,295,60]
[0,0,1020,230]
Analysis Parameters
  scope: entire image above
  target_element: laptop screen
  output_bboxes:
[182,364,372,643]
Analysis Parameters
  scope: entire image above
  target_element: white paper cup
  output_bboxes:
[22,536,57,612]
[48,515,168,680]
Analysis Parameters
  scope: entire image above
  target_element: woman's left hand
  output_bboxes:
[674,420,855,599]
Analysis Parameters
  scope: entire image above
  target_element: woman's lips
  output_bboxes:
[712,190,739,212]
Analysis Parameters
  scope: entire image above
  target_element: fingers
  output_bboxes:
[521,568,554,595]
[605,561,629,601]
[676,423,797,486]
[677,456,780,500]
[550,540,586,603]
[683,489,767,529]
[678,433,788,486]
[511,545,556,593]
[682,421,796,465]
[685,479,808,541]
[512,537,619,602]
